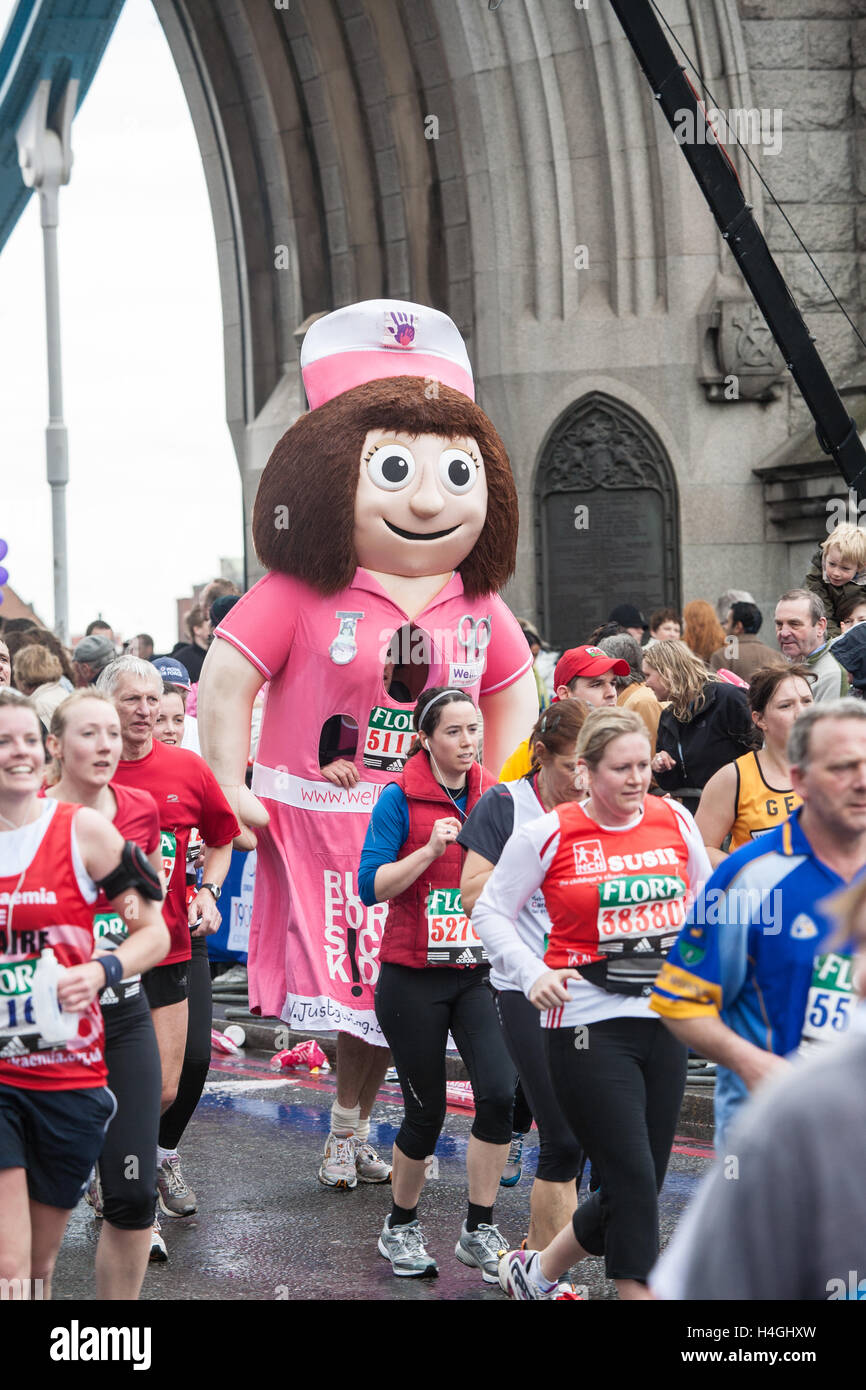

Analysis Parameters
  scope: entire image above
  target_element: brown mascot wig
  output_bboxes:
[253,377,519,599]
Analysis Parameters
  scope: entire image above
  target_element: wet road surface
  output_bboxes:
[53,1051,713,1301]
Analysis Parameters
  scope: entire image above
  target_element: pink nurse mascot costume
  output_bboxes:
[197,299,537,1180]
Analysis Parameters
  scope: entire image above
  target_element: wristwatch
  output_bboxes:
[201,882,222,901]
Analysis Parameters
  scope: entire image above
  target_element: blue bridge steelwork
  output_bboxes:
[0,0,123,250]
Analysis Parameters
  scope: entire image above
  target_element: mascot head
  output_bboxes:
[253,300,518,599]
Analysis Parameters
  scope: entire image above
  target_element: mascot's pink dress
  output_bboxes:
[213,300,531,1045]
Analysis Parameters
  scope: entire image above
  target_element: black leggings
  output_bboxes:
[513,1079,532,1137]
[159,935,212,1151]
[544,1017,687,1283]
[100,994,162,1230]
[375,963,516,1161]
[496,989,584,1184]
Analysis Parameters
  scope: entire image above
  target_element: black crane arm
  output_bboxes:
[608,0,866,495]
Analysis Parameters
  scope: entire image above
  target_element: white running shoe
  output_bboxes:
[377,1217,439,1277]
[157,1153,198,1216]
[149,1217,168,1264]
[318,1132,358,1190]
[355,1139,392,1184]
[455,1221,508,1283]
[498,1249,558,1300]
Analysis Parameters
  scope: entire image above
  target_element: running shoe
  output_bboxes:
[377,1217,438,1277]
[84,1164,104,1219]
[500,1132,525,1187]
[354,1139,392,1184]
[211,963,248,992]
[156,1154,198,1217]
[149,1217,168,1264]
[318,1132,358,1190]
[554,1282,583,1300]
[455,1221,508,1283]
[498,1249,558,1300]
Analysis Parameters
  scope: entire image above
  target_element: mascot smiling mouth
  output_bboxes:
[385,521,460,541]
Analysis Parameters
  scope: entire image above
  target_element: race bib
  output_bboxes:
[426,888,487,966]
[800,952,854,1051]
[161,830,177,886]
[0,956,41,1050]
[93,912,139,1004]
[362,706,414,771]
[186,826,203,883]
[92,912,128,949]
[596,874,687,949]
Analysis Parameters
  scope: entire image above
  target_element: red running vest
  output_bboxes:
[0,802,107,1090]
[379,755,489,970]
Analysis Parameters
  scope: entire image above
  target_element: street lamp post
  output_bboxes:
[16,78,78,646]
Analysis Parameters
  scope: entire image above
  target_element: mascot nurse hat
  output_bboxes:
[300,299,475,409]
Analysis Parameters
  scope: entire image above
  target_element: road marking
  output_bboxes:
[203,1079,296,1093]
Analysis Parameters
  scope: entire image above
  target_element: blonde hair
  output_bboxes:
[821,522,866,570]
[577,706,649,770]
[45,689,119,787]
[12,644,62,690]
[822,875,866,954]
[643,639,714,721]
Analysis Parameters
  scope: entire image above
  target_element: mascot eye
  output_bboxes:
[438,449,478,495]
[366,444,416,491]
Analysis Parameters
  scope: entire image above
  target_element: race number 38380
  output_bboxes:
[596,874,687,942]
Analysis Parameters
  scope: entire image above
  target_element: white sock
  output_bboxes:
[157,1146,178,1165]
[355,1116,371,1143]
[330,1101,360,1136]
[529,1253,558,1294]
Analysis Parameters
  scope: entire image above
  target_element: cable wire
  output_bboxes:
[650,0,866,359]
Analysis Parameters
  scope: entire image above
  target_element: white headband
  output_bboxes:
[419,689,469,734]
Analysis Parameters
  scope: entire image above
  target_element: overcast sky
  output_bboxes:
[0,0,243,649]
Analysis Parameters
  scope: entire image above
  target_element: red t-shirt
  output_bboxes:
[112,741,239,964]
[110,784,161,859]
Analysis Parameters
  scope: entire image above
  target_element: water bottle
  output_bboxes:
[31,948,81,1044]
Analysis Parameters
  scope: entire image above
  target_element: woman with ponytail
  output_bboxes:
[358,687,516,1282]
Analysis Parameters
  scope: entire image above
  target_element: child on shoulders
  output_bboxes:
[803,522,866,640]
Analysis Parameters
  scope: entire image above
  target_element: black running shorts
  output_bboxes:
[0,1082,116,1210]
[143,959,190,1010]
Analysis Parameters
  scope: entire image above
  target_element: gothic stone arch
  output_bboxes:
[534,393,681,648]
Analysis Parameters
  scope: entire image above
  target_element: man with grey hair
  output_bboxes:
[96,656,239,1260]
[651,697,866,1145]
[652,900,866,1299]
[598,632,661,753]
[715,588,754,625]
[775,588,847,702]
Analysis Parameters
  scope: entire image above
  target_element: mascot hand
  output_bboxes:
[320,758,361,789]
[223,782,270,851]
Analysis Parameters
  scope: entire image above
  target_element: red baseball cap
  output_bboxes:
[554,645,630,692]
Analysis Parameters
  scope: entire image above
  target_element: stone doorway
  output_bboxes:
[534,393,681,648]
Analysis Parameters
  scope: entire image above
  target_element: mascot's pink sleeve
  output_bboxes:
[214,567,532,1042]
